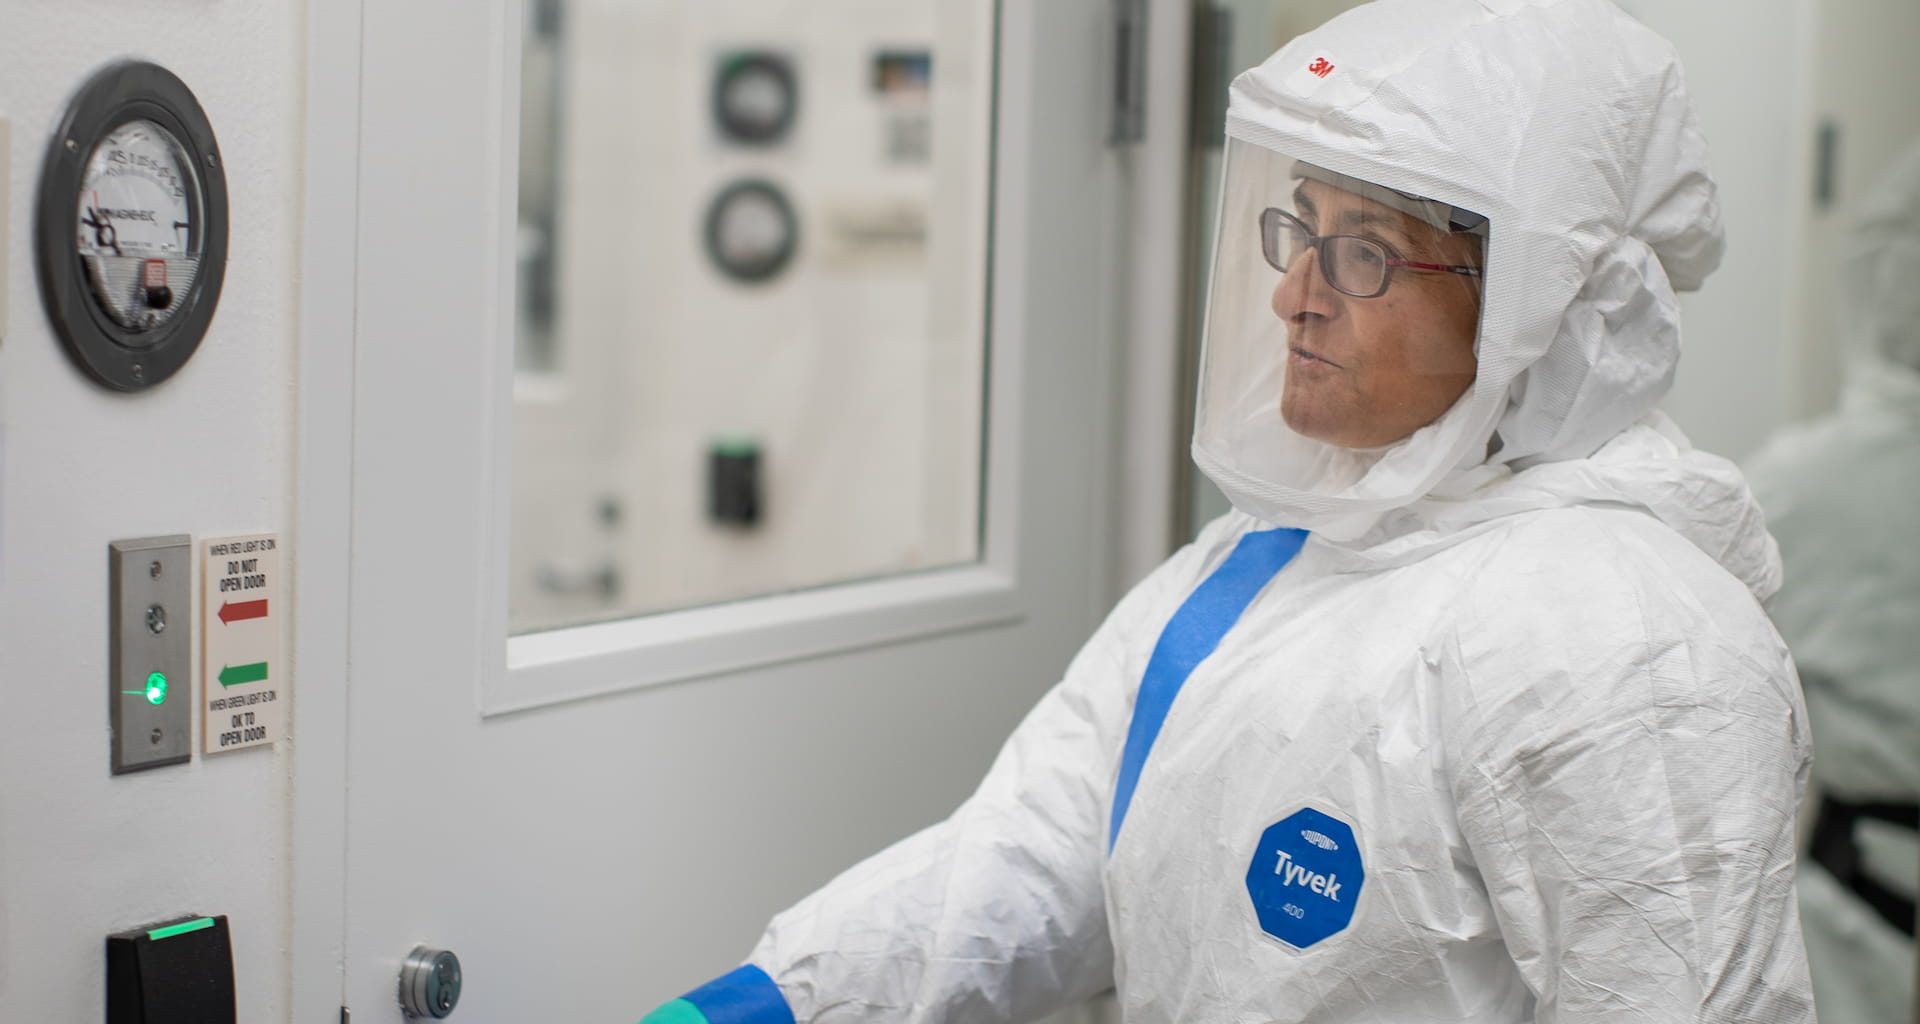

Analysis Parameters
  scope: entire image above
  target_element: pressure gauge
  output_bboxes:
[704,180,798,284]
[713,52,797,145]
[37,61,228,392]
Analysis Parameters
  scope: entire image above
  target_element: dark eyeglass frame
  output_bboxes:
[1259,207,1482,299]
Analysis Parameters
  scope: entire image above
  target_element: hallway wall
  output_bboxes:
[0,4,305,1019]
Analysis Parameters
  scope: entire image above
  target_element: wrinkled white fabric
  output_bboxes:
[1744,139,1920,1024]
[748,415,1811,1022]
[737,2,1814,1021]
[1193,0,1721,539]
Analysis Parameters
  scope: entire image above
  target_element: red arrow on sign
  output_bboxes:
[218,599,269,625]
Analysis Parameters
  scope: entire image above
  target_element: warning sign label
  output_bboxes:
[202,533,284,754]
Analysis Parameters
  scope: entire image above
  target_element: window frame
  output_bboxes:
[479,0,1017,717]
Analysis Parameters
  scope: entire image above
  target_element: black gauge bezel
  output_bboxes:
[36,61,229,393]
[704,179,799,285]
[712,52,798,146]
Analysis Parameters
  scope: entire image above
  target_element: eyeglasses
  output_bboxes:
[1259,207,1481,299]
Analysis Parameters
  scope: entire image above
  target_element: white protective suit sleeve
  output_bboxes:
[1442,511,1812,1023]
[737,523,1236,1023]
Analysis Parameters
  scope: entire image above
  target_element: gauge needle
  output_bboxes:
[83,191,123,256]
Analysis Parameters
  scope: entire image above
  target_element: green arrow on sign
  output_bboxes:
[218,662,269,687]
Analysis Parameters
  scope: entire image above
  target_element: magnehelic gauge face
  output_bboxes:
[37,61,228,392]
[77,120,202,332]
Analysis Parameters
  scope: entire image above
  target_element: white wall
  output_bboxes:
[0,3,303,1020]
[1607,0,1815,462]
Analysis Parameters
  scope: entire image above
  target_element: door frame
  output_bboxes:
[290,1,363,1022]
[485,0,1026,717]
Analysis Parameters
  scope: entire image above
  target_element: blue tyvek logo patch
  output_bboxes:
[1244,806,1365,948]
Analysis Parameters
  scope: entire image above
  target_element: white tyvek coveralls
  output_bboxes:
[736,1,1817,1020]
[1745,141,1920,1024]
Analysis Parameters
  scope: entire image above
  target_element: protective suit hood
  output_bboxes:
[1196,0,1724,539]
[1333,413,1783,604]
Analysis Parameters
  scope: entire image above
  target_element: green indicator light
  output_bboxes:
[148,917,214,941]
[145,672,169,706]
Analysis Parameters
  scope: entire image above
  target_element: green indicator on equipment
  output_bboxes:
[147,917,214,941]
[122,673,169,704]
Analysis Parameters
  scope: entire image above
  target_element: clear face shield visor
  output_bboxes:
[1192,140,1491,530]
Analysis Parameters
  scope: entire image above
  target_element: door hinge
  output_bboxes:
[340,1006,350,1024]
[1111,0,1148,144]
[1189,4,1232,150]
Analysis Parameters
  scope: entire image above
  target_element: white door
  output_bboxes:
[333,1,1143,1020]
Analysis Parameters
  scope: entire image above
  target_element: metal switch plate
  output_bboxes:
[110,536,192,773]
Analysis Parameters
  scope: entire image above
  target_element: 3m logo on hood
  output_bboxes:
[1245,806,1365,949]
[1285,51,1344,95]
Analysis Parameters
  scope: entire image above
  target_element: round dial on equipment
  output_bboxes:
[713,52,798,145]
[76,119,203,333]
[37,61,228,392]
[704,180,798,284]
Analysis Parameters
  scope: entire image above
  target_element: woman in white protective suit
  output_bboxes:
[1744,141,1920,1024]
[642,1,1817,1021]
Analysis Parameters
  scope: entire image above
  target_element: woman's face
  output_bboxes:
[1270,180,1484,449]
